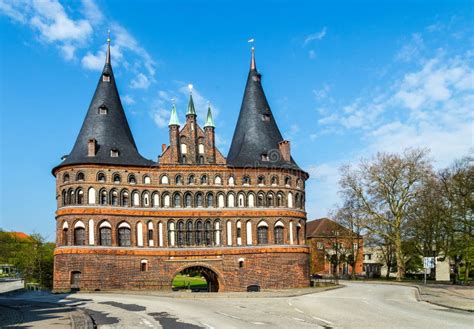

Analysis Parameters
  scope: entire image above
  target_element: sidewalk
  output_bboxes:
[415,284,474,312]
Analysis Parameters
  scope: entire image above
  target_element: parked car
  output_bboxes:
[247,284,260,292]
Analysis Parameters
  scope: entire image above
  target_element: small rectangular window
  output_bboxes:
[317,242,323,250]
[110,149,119,157]
[99,107,108,115]
[262,114,271,121]
[103,74,110,82]
[261,154,269,161]
[237,227,241,238]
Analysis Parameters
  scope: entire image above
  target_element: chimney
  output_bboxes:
[87,139,97,156]
[161,144,167,153]
[278,140,291,162]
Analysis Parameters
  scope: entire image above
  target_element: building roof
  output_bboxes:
[168,103,180,126]
[9,232,30,240]
[226,48,302,170]
[306,218,359,238]
[53,39,154,173]
[204,105,215,128]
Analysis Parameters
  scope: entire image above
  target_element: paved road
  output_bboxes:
[4,282,473,328]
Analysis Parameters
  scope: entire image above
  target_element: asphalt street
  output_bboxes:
[2,282,473,328]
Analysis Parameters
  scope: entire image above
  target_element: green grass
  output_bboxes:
[172,274,208,289]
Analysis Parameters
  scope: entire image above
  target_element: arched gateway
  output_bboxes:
[52,36,310,293]
[172,264,222,292]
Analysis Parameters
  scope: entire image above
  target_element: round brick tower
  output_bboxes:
[52,40,310,292]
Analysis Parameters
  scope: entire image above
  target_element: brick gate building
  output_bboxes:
[52,39,310,292]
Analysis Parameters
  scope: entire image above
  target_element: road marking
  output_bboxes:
[251,322,265,325]
[312,316,334,326]
[200,322,214,329]
[294,308,304,314]
[216,311,241,320]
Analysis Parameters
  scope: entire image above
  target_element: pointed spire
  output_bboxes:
[204,103,215,128]
[250,46,256,70]
[168,102,180,126]
[106,29,111,64]
[186,84,196,116]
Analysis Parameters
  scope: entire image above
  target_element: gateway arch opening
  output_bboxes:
[172,266,220,292]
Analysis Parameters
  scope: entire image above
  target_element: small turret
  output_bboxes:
[168,103,181,164]
[204,104,216,163]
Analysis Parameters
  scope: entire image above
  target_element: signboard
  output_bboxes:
[423,257,435,269]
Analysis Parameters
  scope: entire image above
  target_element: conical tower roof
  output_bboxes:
[54,36,153,172]
[227,48,301,170]
[204,104,215,128]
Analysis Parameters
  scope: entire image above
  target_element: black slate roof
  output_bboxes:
[227,52,302,171]
[53,60,154,172]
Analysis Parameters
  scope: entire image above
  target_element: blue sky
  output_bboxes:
[0,0,473,240]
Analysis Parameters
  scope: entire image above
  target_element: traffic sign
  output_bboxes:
[423,257,435,269]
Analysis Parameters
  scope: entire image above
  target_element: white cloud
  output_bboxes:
[122,95,135,105]
[81,0,103,23]
[303,27,327,46]
[130,73,150,89]
[313,84,331,100]
[81,50,104,70]
[178,85,220,122]
[395,33,424,62]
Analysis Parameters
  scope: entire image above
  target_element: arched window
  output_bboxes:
[168,222,175,246]
[175,175,183,185]
[236,221,242,245]
[271,176,278,186]
[100,189,107,205]
[257,176,265,185]
[160,175,169,184]
[173,193,181,208]
[162,193,170,207]
[152,192,159,207]
[218,193,225,208]
[196,193,203,207]
[99,222,112,246]
[257,223,268,245]
[214,220,221,245]
[186,221,193,246]
[76,172,85,181]
[227,193,235,207]
[228,176,235,186]
[198,156,204,164]
[267,193,274,207]
[184,193,192,208]
[129,191,139,206]
[74,222,85,245]
[274,222,284,244]
[248,193,255,207]
[63,173,70,183]
[141,259,148,272]
[147,221,154,247]
[113,173,121,184]
[181,155,187,164]
[128,174,137,184]
[62,190,67,206]
[88,187,96,204]
[206,193,214,208]
[277,193,283,207]
[121,190,129,206]
[238,193,245,207]
[295,193,300,209]
[214,176,222,185]
[257,193,265,207]
[200,175,208,185]
[195,221,203,246]
[288,192,293,208]
[67,189,74,205]
[285,176,291,186]
[62,222,69,245]
[296,178,303,189]
[177,221,185,247]
[205,220,213,246]
[296,224,301,245]
[143,175,151,184]
[142,191,150,207]
[110,190,118,206]
[76,189,84,205]
[188,174,195,185]
[118,223,131,246]
[97,172,106,182]
[242,175,251,185]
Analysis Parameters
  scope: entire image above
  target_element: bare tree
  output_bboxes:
[339,148,433,281]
